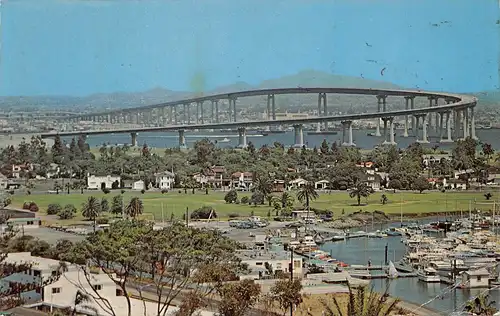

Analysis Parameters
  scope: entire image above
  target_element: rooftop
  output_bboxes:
[5,252,67,271]
[237,250,296,261]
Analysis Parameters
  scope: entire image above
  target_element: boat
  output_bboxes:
[367,230,387,238]
[384,228,402,236]
[218,138,231,143]
[387,261,399,279]
[417,267,441,283]
[307,130,338,135]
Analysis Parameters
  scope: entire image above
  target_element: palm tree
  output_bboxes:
[349,181,372,206]
[125,197,144,218]
[464,293,497,316]
[297,182,319,209]
[280,191,294,208]
[254,176,273,205]
[321,283,400,316]
[82,196,100,232]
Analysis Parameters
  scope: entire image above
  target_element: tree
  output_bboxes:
[59,204,77,220]
[321,283,400,316]
[464,293,497,316]
[251,191,265,206]
[216,279,261,316]
[53,181,63,195]
[47,203,62,215]
[82,196,100,231]
[269,279,303,315]
[111,195,124,216]
[100,198,109,213]
[70,220,243,316]
[349,181,372,206]
[125,197,143,218]
[254,175,273,205]
[224,190,238,204]
[380,194,388,205]
[297,182,319,209]
[485,192,493,200]
[280,192,294,209]
[413,176,430,193]
[482,142,495,162]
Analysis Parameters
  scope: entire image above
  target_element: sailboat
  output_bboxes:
[388,261,399,279]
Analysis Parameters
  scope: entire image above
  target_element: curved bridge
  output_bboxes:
[46,87,477,148]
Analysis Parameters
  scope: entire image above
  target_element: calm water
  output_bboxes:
[76,129,500,150]
[321,233,500,315]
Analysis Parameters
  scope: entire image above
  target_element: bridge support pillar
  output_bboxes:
[319,93,327,130]
[403,96,410,137]
[389,117,396,145]
[214,100,219,123]
[107,114,111,123]
[454,110,460,140]
[382,117,389,144]
[237,127,247,149]
[178,130,186,149]
[470,106,477,140]
[228,100,233,122]
[210,101,215,123]
[293,124,304,148]
[375,95,383,137]
[416,114,429,143]
[195,102,200,124]
[341,120,355,147]
[316,93,322,132]
[130,132,137,147]
[440,111,453,143]
[232,98,237,122]
[462,108,469,140]
[169,107,173,125]
[187,104,191,124]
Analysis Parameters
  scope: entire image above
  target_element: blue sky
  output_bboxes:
[1,0,499,96]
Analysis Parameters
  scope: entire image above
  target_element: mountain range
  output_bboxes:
[0,70,498,111]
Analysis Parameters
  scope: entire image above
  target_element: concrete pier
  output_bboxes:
[416,114,429,143]
[375,95,384,137]
[440,111,453,143]
[237,127,247,149]
[178,130,186,149]
[130,132,137,147]
[293,124,304,148]
[341,120,355,147]
[403,96,410,137]
[470,106,477,139]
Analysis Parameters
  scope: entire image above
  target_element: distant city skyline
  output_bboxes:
[1,0,499,97]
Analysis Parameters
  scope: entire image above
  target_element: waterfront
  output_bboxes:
[79,128,500,150]
[320,230,500,315]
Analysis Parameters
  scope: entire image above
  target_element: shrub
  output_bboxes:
[1,197,11,207]
[224,190,238,204]
[22,202,31,210]
[8,190,14,195]
[121,189,125,194]
[241,196,249,204]
[29,202,39,212]
[96,218,109,225]
[161,189,168,194]
[190,206,217,220]
[58,205,76,220]
[47,203,62,215]
[178,190,182,194]
[228,213,240,218]
[141,189,145,194]
[235,199,240,204]
[102,188,111,194]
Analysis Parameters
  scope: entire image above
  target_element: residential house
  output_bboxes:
[288,178,307,190]
[87,175,121,190]
[231,172,253,190]
[0,172,7,189]
[6,217,42,230]
[272,179,285,192]
[11,163,33,178]
[1,252,216,316]
[460,268,490,288]
[132,180,145,191]
[447,178,467,190]
[422,154,452,168]
[315,180,330,190]
[364,170,382,191]
[155,171,175,190]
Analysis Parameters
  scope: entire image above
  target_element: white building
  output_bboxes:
[314,180,329,190]
[288,178,307,190]
[6,217,42,230]
[460,268,490,288]
[132,180,145,191]
[87,175,121,190]
[2,252,216,316]
[155,171,175,190]
[238,250,303,279]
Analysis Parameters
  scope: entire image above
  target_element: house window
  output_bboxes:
[256,262,263,266]
[33,270,41,277]
[477,276,482,281]
[52,287,61,294]
[27,221,33,225]
[93,284,103,291]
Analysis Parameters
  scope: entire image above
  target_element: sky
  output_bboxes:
[1,0,499,96]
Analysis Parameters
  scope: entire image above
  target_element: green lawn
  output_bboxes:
[11,189,499,224]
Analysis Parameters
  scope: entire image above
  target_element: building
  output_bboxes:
[460,268,490,288]
[87,175,120,190]
[155,171,175,190]
[6,217,42,230]
[364,170,382,191]
[12,163,33,178]
[315,180,330,190]
[422,154,452,168]
[132,180,145,191]
[237,250,303,280]
[0,172,8,189]
[1,252,216,316]
[288,178,307,190]
[231,172,253,190]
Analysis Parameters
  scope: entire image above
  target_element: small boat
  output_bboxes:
[418,267,441,283]
[387,261,399,279]
[384,228,402,236]
[218,138,231,143]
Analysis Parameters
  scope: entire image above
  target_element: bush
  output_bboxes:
[141,189,145,194]
[161,189,168,194]
[29,202,39,212]
[224,190,238,204]
[228,213,240,218]
[241,196,249,204]
[58,204,76,220]
[190,206,217,220]
[121,189,126,194]
[47,203,62,215]
[96,218,109,225]
[102,188,111,194]
[235,199,240,204]
[22,201,31,210]
[8,190,14,195]
[178,190,182,194]
[1,197,11,207]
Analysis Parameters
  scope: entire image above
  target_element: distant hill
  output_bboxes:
[0,70,497,110]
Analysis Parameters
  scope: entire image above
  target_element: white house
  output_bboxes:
[315,180,329,190]
[2,252,216,316]
[231,172,253,190]
[288,178,307,190]
[132,180,145,191]
[238,250,303,279]
[6,217,42,230]
[87,175,121,190]
[155,171,175,190]
[460,268,490,288]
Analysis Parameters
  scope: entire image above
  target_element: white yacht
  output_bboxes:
[418,267,441,283]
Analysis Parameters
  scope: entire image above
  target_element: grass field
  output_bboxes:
[11,188,499,224]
